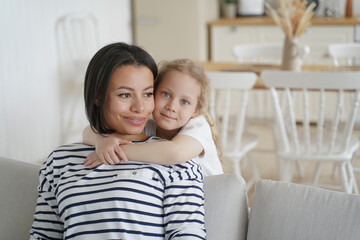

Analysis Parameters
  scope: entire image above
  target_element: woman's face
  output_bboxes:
[103,65,154,140]
[152,70,200,132]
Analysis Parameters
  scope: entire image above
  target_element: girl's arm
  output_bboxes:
[82,126,131,165]
[121,134,204,165]
[83,125,204,167]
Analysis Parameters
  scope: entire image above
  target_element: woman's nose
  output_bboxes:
[131,96,145,113]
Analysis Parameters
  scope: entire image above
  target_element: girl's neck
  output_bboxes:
[156,127,180,140]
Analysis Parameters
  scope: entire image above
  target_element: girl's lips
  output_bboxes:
[126,117,146,126]
[161,113,176,120]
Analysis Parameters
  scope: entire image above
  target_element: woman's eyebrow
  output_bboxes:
[144,85,154,91]
[115,85,154,91]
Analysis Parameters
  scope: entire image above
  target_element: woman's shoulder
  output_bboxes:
[44,143,94,167]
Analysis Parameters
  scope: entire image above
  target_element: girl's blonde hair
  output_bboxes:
[155,59,222,162]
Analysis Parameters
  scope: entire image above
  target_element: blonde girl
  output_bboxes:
[83,59,223,176]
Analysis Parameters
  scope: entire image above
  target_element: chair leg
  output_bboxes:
[247,153,261,187]
[281,159,294,182]
[312,162,322,185]
[295,160,304,179]
[347,161,359,194]
[339,162,352,193]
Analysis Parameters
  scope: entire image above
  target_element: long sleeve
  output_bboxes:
[30,155,64,240]
[163,161,206,240]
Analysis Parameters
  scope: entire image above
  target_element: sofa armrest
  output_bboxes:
[0,157,41,240]
[247,179,360,240]
[204,174,249,240]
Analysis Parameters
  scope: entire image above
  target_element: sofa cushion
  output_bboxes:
[247,179,360,240]
[204,174,249,240]
[0,157,41,240]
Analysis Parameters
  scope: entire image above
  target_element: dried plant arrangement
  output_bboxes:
[265,0,317,39]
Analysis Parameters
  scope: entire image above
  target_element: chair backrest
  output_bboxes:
[206,71,257,151]
[328,43,360,66]
[233,42,310,64]
[55,12,100,78]
[261,70,360,156]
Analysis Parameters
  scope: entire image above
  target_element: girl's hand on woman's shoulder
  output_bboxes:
[84,135,132,168]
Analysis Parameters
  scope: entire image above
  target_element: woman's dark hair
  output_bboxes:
[84,42,157,135]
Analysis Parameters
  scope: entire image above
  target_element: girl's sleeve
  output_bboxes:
[163,163,206,240]
[178,116,212,153]
[30,155,64,240]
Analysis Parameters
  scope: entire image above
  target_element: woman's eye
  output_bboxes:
[162,92,170,98]
[144,92,154,98]
[119,93,131,98]
[180,99,189,105]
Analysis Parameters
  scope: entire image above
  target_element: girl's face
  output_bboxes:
[153,70,200,132]
[103,65,154,140]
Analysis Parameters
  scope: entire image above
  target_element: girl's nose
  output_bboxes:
[165,99,177,112]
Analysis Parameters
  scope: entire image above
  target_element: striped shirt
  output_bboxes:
[30,136,205,240]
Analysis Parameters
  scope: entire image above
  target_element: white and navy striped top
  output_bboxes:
[30,136,205,240]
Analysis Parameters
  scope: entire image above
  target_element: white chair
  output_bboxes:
[261,70,360,194]
[328,43,360,66]
[232,43,311,179]
[328,42,360,187]
[206,71,260,191]
[55,13,100,143]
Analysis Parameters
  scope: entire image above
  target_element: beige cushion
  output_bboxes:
[204,174,249,240]
[247,179,360,240]
[0,157,40,240]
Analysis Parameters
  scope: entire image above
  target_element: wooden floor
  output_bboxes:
[222,123,360,205]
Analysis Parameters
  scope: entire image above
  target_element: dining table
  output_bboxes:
[201,61,360,89]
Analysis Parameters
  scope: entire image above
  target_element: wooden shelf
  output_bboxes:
[209,16,360,26]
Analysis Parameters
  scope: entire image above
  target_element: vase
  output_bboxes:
[222,3,236,18]
[281,37,303,72]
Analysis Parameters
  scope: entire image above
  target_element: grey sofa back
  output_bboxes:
[204,174,249,240]
[0,157,40,240]
[248,179,360,240]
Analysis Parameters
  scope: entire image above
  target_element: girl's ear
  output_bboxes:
[191,108,200,118]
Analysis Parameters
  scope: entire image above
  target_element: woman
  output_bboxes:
[30,42,205,240]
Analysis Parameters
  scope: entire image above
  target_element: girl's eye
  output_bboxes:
[119,93,131,98]
[162,92,170,98]
[180,99,189,105]
[144,92,154,98]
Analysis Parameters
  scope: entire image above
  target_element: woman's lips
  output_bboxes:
[161,113,176,120]
[126,117,146,126]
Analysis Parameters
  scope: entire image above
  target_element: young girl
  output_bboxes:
[83,59,223,176]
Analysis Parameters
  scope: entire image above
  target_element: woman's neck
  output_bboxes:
[156,127,180,140]
[114,133,149,142]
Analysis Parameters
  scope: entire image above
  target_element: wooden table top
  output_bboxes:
[200,61,360,89]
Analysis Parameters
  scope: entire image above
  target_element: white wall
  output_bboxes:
[0,0,132,163]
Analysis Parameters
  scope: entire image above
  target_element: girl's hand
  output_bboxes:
[84,152,104,168]
[88,135,132,165]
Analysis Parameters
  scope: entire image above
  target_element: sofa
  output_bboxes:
[1,156,360,240]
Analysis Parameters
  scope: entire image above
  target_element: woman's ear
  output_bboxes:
[95,97,100,106]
